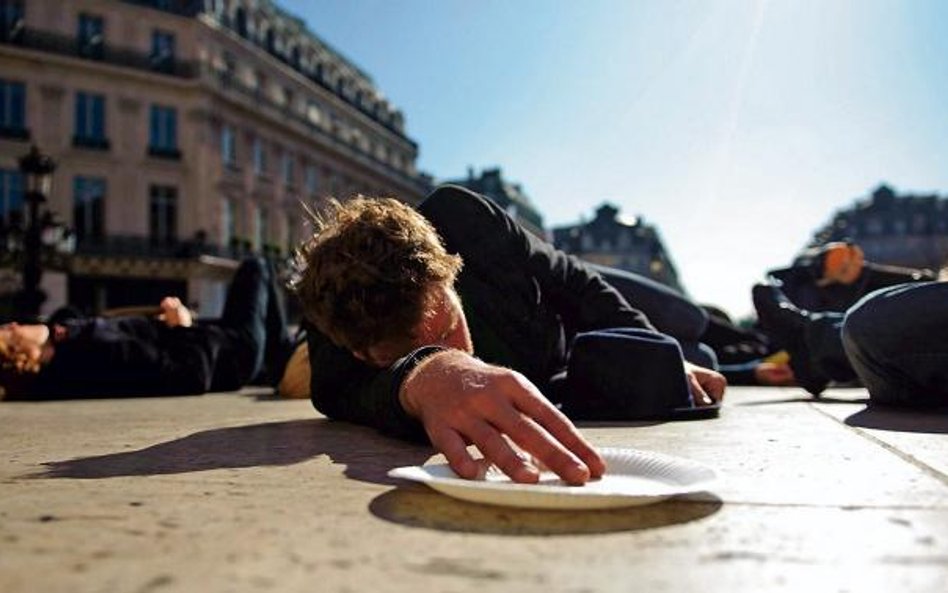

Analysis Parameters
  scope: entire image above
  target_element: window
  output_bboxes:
[0,169,23,223]
[0,1,24,43]
[221,124,236,167]
[0,78,26,138]
[304,164,318,194]
[235,6,248,37]
[148,105,178,157]
[151,30,176,73]
[306,101,322,126]
[221,198,235,248]
[285,212,294,254]
[253,205,268,249]
[252,137,267,175]
[73,176,106,243]
[149,185,177,245]
[221,52,236,80]
[281,152,294,186]
[74,92,107,148]
[77,13,104,60]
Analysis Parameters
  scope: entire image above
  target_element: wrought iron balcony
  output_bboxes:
[147,146,182,160]
[73,235,221,260]
[0,27,199,79]
[0,126,30,141]
[72,136,111,151]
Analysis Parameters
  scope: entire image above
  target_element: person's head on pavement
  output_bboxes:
[294,196,470,366]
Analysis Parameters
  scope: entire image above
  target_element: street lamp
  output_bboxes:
[13,145,57,319]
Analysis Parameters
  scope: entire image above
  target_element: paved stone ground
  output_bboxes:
[1,386,946,593]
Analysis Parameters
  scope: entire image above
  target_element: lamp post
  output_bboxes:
[13,146,57,319]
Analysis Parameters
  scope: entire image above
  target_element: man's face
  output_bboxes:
[354,282,473,367]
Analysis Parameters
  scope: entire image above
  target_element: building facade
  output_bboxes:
[0,0,428,316]
[811,184,948,271]
[443,167,545,238]
[552,203,685,293]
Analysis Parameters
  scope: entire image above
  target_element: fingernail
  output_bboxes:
[567,463,590,485]
[514,465,539,484]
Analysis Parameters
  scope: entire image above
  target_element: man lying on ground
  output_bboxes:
[0,258,294,399]
[293,185,726,485]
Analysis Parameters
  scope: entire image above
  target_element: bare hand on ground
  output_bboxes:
[754,362,796,386]
[399,350,606,485]
[684,361,727,406]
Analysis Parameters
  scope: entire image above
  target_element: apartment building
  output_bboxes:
[811,184,948,271]
[443,167,545,238]
[0,0,428,315]
[553,203,685,293]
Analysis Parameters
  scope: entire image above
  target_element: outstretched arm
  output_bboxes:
[399,349,605,485]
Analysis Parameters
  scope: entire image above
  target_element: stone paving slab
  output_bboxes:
[1,387,946,593]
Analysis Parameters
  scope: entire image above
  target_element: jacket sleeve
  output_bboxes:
[419,185,656,334]
[305,322,442,442]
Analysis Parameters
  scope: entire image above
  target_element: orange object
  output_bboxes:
[820,243,865,285]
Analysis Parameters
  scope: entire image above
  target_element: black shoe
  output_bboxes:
[752,283,828,396]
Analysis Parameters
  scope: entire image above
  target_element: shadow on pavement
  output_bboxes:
[845,406,948,434]
[31,419,433,484]
[736,394,870,406]
[370,488,722,535]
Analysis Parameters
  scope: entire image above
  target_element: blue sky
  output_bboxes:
[293,0,948,318]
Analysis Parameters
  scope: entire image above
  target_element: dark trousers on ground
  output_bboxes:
[802,282,948,407]
[842,282,948,407]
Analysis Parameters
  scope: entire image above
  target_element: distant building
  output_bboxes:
[0,0,428,316]
[443,167,545,237]
[811,184,948,271]
[552,203,684,293]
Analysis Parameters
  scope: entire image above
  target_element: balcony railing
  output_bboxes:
[0,126,30,141]
[72,234,286,262]
[148,146,182,160]
[120,1,204,17]
[74,235,223,259]
[73,136,111,151]
[0,27,199,79]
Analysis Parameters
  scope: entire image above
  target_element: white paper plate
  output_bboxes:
[387,447,719,510]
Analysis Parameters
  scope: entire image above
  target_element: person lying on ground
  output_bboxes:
[293,185,726,486]
[752,279,948,408]
[0,258,295,400]
[747,242,936,389]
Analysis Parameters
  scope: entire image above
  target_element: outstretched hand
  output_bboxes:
[399,350,605,485]
[684,361,727,406]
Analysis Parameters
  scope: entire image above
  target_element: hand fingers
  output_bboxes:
[688,373,713,406]
[491,404,593,485]
[509,386,605,480]
[427,426,482,480]
[464,418,540,483]
[703,371,727,402]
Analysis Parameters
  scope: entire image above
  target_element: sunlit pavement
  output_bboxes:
[1,386,946,593]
